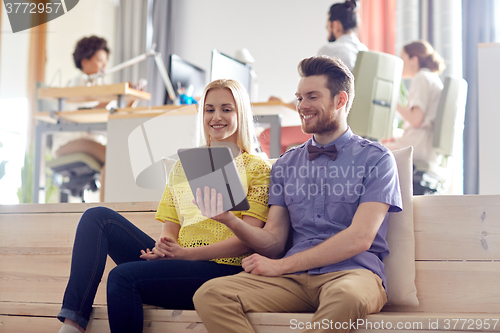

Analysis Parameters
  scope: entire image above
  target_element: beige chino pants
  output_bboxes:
[194,269,387,333]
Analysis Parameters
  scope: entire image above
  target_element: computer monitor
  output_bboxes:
[210,49,252,98]
[347,50,403,140]
[165,54,207,104]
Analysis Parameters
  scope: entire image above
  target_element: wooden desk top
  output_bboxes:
[34,108,110,124]
[252,101,300,127]
[37,82,151,103]
[109,105,197,119]
[34,101,301,126]
[34,105,196,124]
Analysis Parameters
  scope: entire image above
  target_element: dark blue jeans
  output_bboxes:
[57,207,242,332]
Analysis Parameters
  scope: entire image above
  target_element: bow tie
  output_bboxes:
[308,144,338,161]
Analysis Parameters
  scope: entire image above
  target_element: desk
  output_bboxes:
[105,106,198,202]
[104,104,294,202]
[105,101,298,158]
[33,83,151,203]
[33,101,297,202]
[251,101,300,127]
[252,101,300,158]
[37,82,151,110]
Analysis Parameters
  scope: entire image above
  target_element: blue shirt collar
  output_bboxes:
[310,127,353,152]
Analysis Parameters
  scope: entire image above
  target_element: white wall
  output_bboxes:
[0,8,30,99]
[0,10,31,204]
[172,0,337,102]
[45,0,117,87]
[478,43,500,195]
[1,0,116,97]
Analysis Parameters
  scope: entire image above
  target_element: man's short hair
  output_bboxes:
[298,56,355,112]
[73,35,110,70]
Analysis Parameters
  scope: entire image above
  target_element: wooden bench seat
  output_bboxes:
[1,195,500,332]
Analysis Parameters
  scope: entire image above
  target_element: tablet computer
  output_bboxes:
[177,146,250,212]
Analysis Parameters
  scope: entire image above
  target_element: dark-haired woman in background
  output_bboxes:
[51,36,110,202]
[383,40,445,165]
[318,0,367,71]
[69,35,110,87]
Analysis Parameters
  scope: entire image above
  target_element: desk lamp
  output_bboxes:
[234,48,258,102]
[89,44,176,102]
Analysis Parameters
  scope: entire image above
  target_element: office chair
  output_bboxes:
[36,81,104,202]
[46,152,102,201]
[413,76,468,195]
[347,50,404,141]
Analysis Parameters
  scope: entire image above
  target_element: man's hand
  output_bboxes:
[242,253,286,277]
[194,186,235,226]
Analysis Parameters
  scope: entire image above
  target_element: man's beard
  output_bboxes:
[328,31,336,42]
[301,106,339,136]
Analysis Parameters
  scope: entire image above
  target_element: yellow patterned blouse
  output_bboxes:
[155,152,271,266]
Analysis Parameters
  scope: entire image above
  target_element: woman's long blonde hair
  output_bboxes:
[194,79,257,154]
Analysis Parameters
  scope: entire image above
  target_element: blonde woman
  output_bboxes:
[56,79,271,333]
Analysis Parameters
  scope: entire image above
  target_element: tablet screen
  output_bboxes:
[177,146,250,212]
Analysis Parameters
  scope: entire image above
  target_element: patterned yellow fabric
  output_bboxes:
[155,152,271,265]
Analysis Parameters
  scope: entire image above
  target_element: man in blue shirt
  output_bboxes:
[194,55,402,333]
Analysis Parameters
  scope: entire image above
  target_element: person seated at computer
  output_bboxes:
[55,79,271,333]
[262,0,366,156]
[383,40,445,164]
[318,0,367,71]
[51,36,110,202]
[68,35,110,88]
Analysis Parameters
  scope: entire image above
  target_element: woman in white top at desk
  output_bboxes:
[54,36,110,201]
[68,35,109,88]
[317,0,368,71]
[383,40,445,164]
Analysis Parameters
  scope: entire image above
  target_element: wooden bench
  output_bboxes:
[1,195,500,332]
